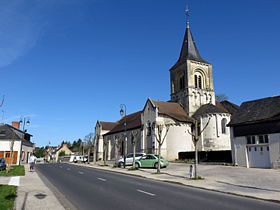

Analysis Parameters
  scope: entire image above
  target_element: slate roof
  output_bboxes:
[104,111,142,136]
[228,95,280,126]
[0,124,21,140]
[171,25,209,70]
[0,124,34,147]
[151,100,194,123]
[192,103,227,119]
[216,100,239,115]
[100,121,118,131]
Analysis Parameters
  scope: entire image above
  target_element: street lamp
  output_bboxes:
[120,104,127,168]
[19,117,31,165]
[19,117,30,133]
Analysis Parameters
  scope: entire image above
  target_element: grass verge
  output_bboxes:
[0,165,25,176]
[0,185,17,210]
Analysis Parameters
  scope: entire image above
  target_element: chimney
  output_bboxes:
[12,121,20,129]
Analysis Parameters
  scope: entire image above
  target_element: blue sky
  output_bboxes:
[0,0,279,147]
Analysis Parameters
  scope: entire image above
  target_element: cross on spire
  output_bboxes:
[185,5,190,28]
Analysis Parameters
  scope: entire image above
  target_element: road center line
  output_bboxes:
[137,189,155,196]
[78,171,84,174]
[97,178,106,182]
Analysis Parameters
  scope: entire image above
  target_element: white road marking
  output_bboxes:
[8,176,20,186]
[67,168,70,170]
[78,171,84,174]
[97,178,106,182]
[137,189,155,196]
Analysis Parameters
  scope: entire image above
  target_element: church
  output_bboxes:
[94,11,239,162]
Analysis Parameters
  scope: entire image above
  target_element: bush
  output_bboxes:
[58,151,66,156]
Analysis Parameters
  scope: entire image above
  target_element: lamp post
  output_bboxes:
[19,117,30,133]
[120,104,127,168]
[19,117,30,165]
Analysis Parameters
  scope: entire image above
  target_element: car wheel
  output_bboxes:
[154,163,158,169]
[135,163,140,169]
[120,162,124,168]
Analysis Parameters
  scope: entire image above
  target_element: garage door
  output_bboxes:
[247,146,270,168]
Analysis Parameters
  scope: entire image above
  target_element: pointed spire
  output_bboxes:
[176,7,209,64]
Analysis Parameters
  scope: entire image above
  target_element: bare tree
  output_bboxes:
[114,135,120,161]
[188,117,211,179]
[84,133,94,164]
[7,132,16,173]
[93,134,97,164]
[131,130,139,168]
[215,94,229,101]
[152,121,172,173]
[0,95,4,107]
[103,139,108,166]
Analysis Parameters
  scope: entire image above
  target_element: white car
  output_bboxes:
[70,156,87,163]
[116,153,146,167]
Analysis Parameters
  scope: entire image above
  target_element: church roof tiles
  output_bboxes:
[151,100,194,123]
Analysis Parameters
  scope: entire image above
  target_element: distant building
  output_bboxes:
[228,96,280,168]
[0,122,34,165]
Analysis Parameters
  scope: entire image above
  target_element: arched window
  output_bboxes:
[147,122,151,136]
[221,118,227,134]
[179,75,185,90]
[175,71,185,91]
[194,71,203,89]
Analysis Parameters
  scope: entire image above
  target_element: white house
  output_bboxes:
[228,95,280,169]
[0,122,34,165]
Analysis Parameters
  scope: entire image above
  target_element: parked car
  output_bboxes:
[135,154,169,169]
[69,156,87,163]
[36,157,44,163]
[0,158,6,171]
[116,153,146,167]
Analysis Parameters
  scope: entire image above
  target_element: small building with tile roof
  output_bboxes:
[0,123,34,165]
[228,95,280,168]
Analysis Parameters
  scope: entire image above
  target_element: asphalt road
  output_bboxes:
[36,163,280,210]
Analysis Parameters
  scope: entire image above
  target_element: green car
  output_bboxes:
[135,154,169,169]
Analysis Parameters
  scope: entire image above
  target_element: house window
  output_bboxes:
[264,135,269,143]
[247,136,256,144]
[195,75,198,88]
[258,135,264,143]
[221,118,227,134]
[0,130,5,136]
[258,134,269,144]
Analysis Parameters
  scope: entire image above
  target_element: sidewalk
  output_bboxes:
[73,161,280,203]
[14,164,65,210]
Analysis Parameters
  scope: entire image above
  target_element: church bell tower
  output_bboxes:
[170,8,215,116]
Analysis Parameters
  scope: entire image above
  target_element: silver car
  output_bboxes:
[116,153,146,167]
